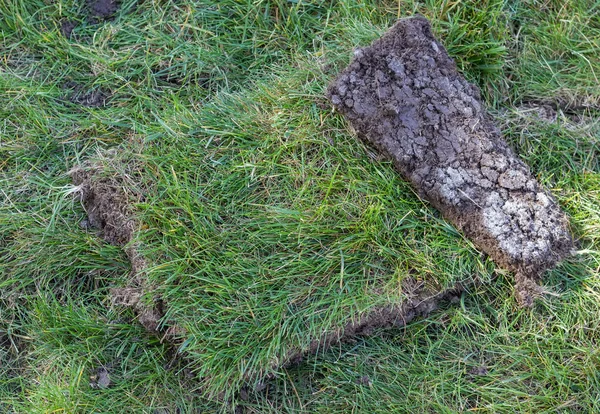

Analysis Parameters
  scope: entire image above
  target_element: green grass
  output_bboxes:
[136,59,486,399]
[1,0,599,412]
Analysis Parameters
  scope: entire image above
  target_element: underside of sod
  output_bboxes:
[68,16,573,402]
[328,16,573,305]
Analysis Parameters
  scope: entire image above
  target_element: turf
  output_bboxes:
[1,0,599,412]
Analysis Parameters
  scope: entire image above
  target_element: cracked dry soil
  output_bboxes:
[327,16,574,305]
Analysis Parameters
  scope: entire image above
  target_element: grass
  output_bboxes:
[137,59,485,399]
[1,0,599,412]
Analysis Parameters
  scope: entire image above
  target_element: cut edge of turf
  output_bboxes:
[280,281,464,370]
[68,150,177,338]
[66,148,472,401]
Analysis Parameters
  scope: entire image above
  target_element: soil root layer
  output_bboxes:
[327,16,574,305]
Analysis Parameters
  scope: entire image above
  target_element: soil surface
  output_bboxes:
[60,20,77,39]
[70,165,135,246]
[89,366,111,389]
[64,82,109,108]
[327,16,574,305]
[88,0,119,20]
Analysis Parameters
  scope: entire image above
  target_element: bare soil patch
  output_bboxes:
[327,16,574,305]
[87,0,119,21]
[64,81,109,108]
[60,1,121,40]
[60,20,77,39]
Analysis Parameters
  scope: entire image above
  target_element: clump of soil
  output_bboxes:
[88,0,119,20]
[70,153,164,332]
[327,16,574,305]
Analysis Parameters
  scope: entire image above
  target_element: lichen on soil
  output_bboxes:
[327,16,574,305]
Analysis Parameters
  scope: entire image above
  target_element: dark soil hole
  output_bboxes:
[60,20,78,39]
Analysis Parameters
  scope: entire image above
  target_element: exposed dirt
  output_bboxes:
[88,0,119,20]
[327,16,574,306]
[89,365,111,389]
[64,81,109,108]
[60,1,120,40]
[70,164,136,246]
[60,20,77,39]
[70,156,165,333]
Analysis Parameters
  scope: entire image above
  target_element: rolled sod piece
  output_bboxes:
[327,16,574,305]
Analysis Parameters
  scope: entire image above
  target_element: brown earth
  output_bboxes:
[64,82,109,108]
[88,0,119,20]
[327,15,574,306]
[60,0,121,40]
[60,20,77,39]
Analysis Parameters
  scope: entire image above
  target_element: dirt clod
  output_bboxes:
[60,20,77,39]
[327,16,574,305]
[88,0,119,20]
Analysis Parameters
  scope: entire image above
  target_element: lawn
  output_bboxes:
[1,0,599,412]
